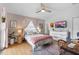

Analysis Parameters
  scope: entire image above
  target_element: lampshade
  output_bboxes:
[17,29,22,33]
[37,26,41,32]
[17,28,23,34]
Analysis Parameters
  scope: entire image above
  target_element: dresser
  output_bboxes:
[50,31,68,41]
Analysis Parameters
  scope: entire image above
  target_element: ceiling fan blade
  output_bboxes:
[41,3,52,13]
[36,3,52,13]
[41,3,45,8]
[45,9,52,13]
[36,10,41,13]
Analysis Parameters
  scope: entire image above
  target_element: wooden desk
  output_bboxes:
[61,43,79,55]
[58,40,79,55]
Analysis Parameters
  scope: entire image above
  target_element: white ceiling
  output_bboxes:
[2,3,79,20]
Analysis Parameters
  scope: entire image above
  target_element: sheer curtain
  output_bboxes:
[0,22,8,50]
[0,7,8,50]
[0,23,6,49]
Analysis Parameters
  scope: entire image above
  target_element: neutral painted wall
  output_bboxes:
[7,13,45,34]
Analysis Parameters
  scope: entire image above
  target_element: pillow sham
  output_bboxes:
[25,31,38,35]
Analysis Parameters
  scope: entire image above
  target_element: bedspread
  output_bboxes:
[31,35,53,44]
[33,44,60,55]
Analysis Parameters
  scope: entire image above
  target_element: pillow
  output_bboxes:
[25,31,38,35]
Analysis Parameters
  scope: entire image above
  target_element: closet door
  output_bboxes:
[72,17,79,39]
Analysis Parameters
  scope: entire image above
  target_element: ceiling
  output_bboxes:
[2,3,79,20]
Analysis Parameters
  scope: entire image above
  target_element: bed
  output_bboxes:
[25,34,60,55]
[25,34,53,51]
[24,22,60,55]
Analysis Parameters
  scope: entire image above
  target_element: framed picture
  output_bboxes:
[55,21,67,28]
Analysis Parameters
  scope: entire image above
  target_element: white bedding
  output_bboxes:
[25,34,44,47]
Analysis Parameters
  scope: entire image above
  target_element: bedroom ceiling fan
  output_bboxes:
[36,3,52,13]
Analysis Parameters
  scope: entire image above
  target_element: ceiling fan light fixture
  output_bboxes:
[36,3,52,13]
[41,9,45,12]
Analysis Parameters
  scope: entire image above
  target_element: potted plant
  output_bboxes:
[9,32,16,45]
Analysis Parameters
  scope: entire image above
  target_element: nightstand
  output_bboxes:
[17,28,24,44]
[17,34,24,43]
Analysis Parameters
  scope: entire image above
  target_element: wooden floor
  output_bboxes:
[1,41,74,55]
[1,42,32,55]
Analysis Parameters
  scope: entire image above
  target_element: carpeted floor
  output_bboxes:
[1,42,32,55]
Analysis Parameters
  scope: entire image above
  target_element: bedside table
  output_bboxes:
[17,28,24,44]
[17,34,24,43]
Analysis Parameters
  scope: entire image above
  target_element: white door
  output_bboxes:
[72,17,79,39]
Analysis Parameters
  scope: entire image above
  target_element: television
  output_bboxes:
[55,21,67,28]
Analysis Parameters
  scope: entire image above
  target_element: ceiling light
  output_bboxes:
[36,3,52,13]
[41,9,45,12]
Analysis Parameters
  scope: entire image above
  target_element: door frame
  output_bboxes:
[72,17,79,39]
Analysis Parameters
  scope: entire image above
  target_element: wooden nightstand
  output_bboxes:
[58,40,79,55]
[17,34,24,43]
[17,28,24,44]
